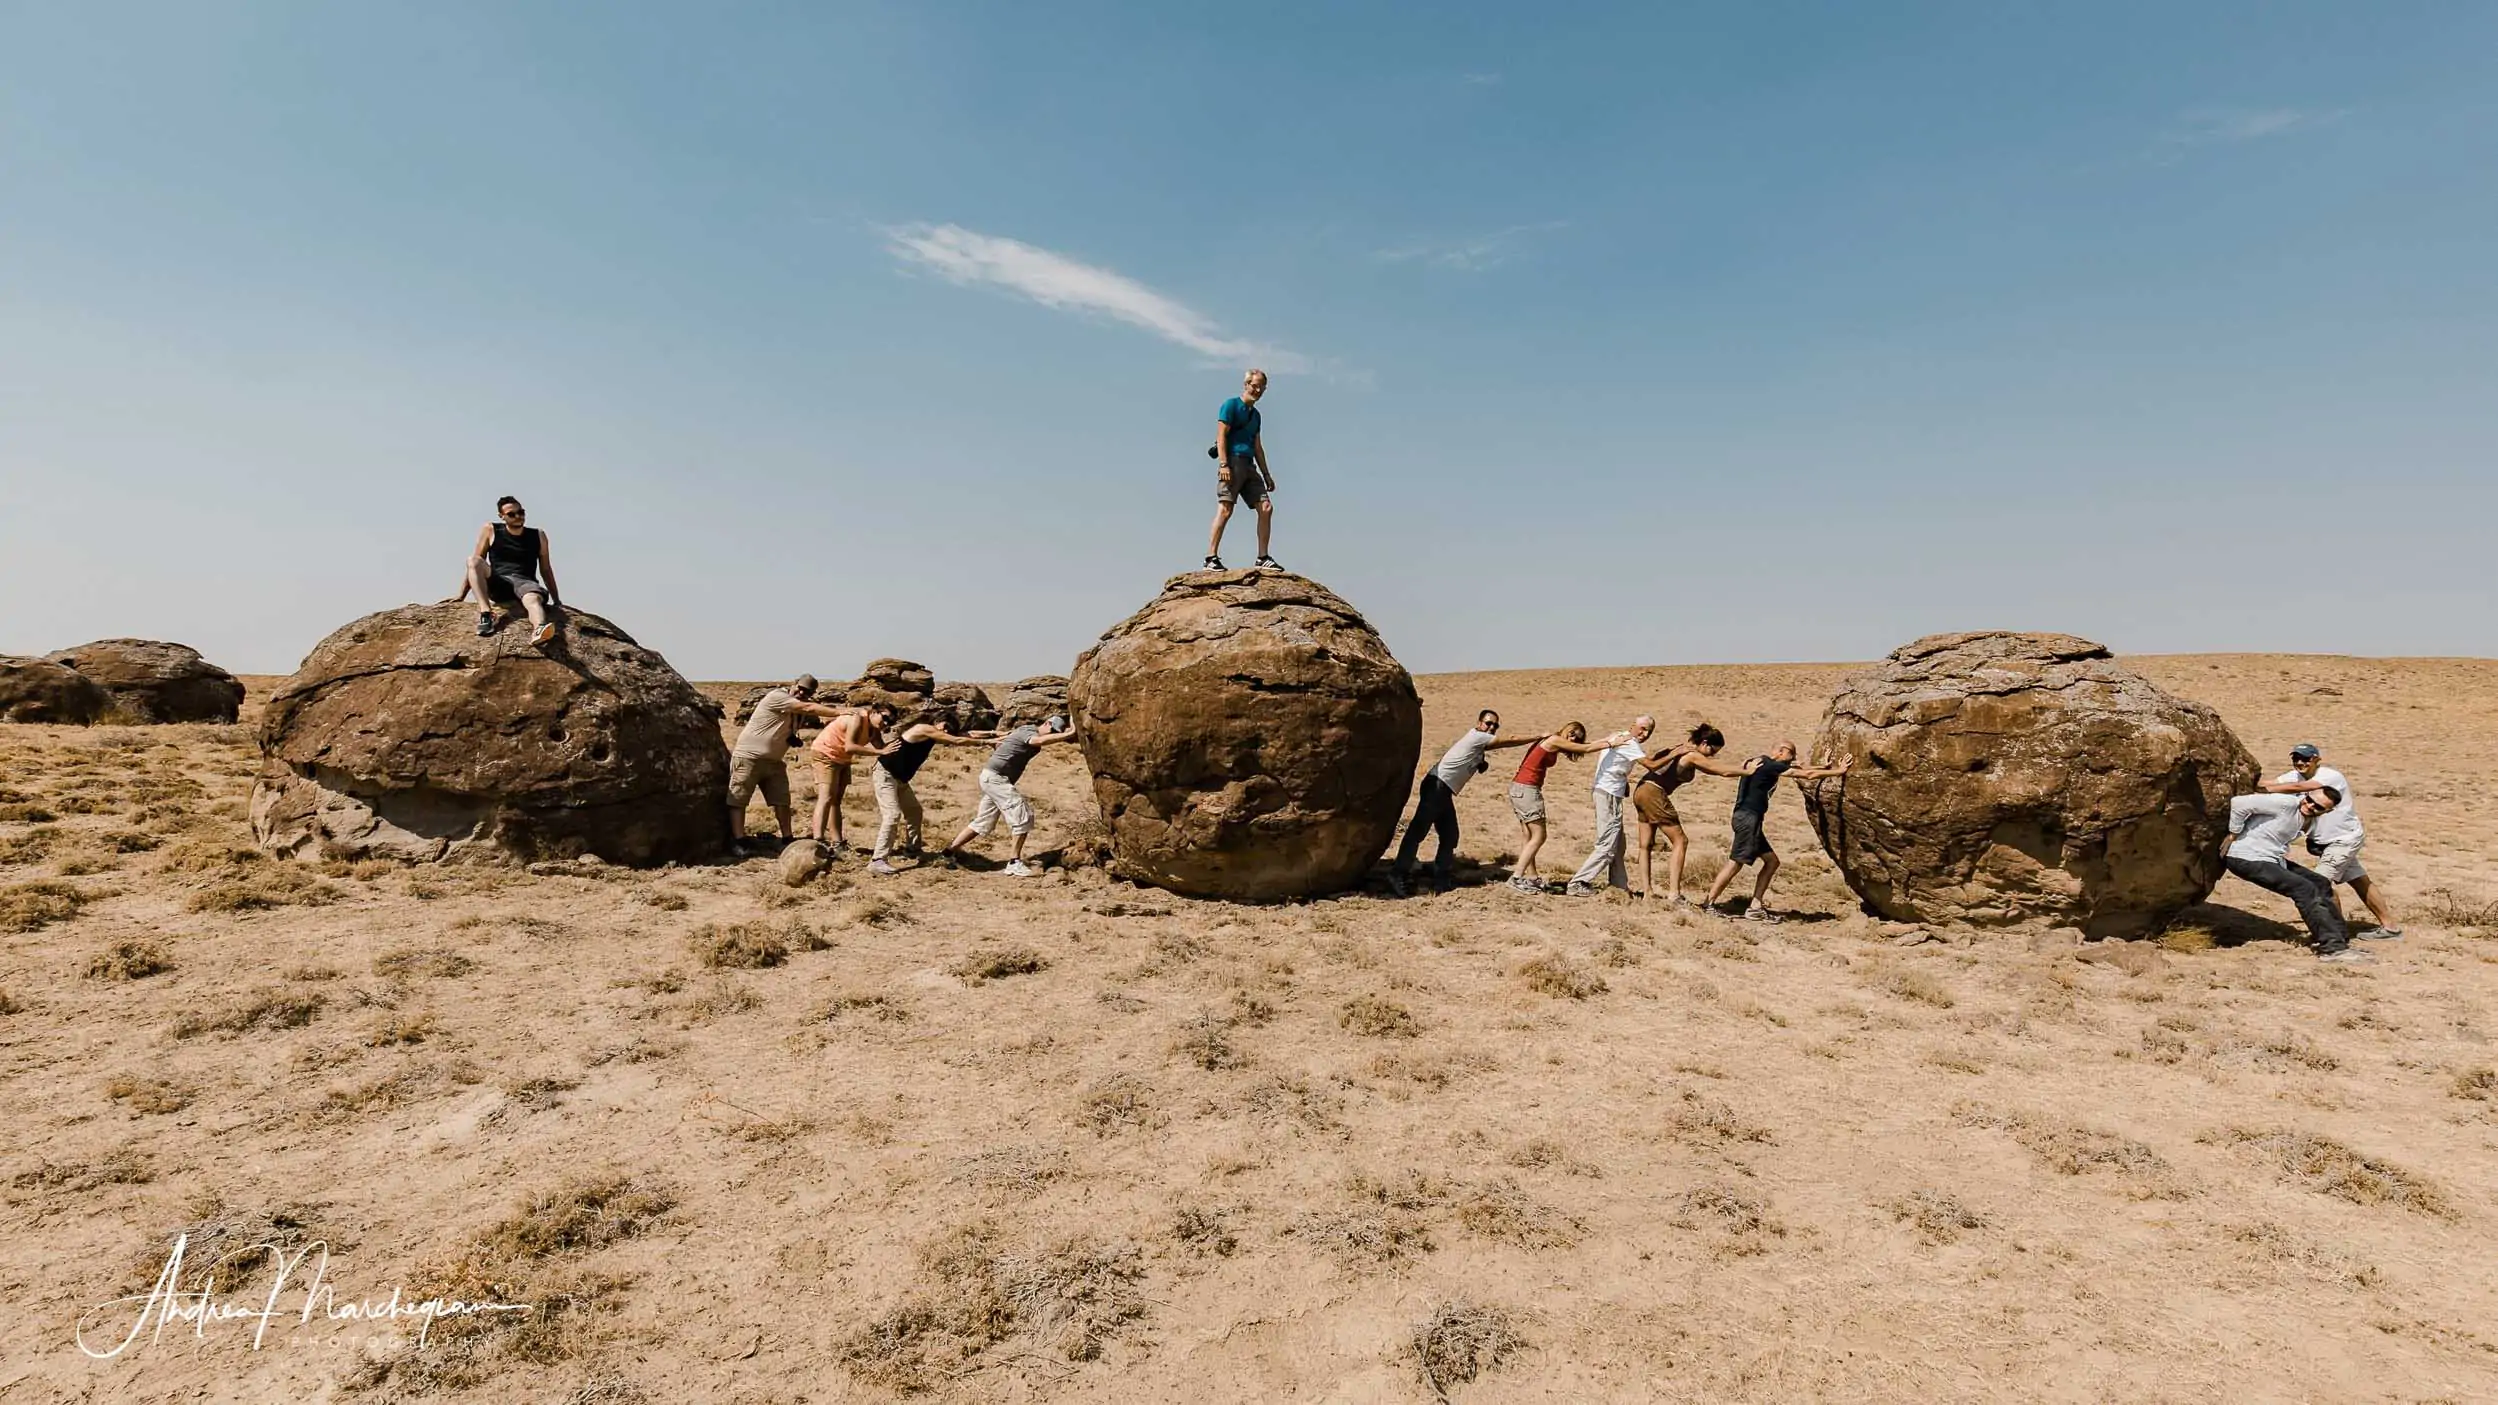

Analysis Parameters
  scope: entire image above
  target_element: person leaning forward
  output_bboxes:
[1390,709,1542,897]
[2222,785,2365,963]
[725,675,848,850]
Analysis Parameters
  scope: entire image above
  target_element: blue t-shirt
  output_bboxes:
[1219,397,1261,462]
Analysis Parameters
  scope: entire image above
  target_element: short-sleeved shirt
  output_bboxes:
[1592,741,1645,798]
[1219,397,1262,462]
[731,689,801,761]
[2275,766,2361,845]
[2228,793,2306,865]
[986,725,1043,783]
[1733,757,1793,816]
[1430,729,1500,795]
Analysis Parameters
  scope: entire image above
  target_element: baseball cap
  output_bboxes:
[2289,743,2321,760]
[793,673,818,692]
[1046,714,1070,732]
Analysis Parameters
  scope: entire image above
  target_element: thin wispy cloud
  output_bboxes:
[1375,220,1568,273]
[2151,106,2351,162]
[885,222,1309,372]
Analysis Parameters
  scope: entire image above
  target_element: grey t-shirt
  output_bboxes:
[986,725,1043,783]
[732,689,801,761]
[1430,729,1500,795]
[2227,793,2305,865]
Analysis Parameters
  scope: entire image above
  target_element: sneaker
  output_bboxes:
[867,859,899,877]
[2317,947,2373,965]
[1203,555,1225,570]
[1743,905,1782,924]
[1564,882,1596,898]
[1384,870,1409,899]
[1254,555,1281,569]
[1002,860,1034,878]
[2356,925,2404,940]
[531,621,557,647]
[475,611,498,637]
[1506,875,1538,893]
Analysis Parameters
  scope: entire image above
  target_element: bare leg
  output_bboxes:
[1515,819,1546,878]
[824,766,852,847]
[1255,500,1274,557]
[2348,875,2396,928]
[943,823,980,855]
[467,559,497,619]
[1748,850,1782,909]
[1207,502,1234,559]
[1705,860,1741,908]
[769,794,794,844]
[1010,830,1030,863]
[808,761,836,842]
[1663,824,1690,901]
[1637,822,1658,899]
[519,590,549,629]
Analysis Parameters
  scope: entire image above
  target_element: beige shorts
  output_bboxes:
[2307,835,2367,884]
[727,753,789,812]
[970,769,1034,837]
[1507,782,1546,824]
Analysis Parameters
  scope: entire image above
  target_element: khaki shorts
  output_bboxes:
[1216,458,1269,509]
[727,753,790,813]
[2307,835,2367,884]
[971,769,1035,837]
[1507,782,1546,824]
[1632,783,1680,827]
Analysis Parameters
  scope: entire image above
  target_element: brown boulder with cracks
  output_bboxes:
[1,656,111,725]
[1070,570,1422,901]
[45,639,244,724]
[1802,631,2257,939]
[251,603,728,865]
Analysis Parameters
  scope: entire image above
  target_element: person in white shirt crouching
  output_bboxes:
[2222,785,2364,963]
[2259,742,2401,939]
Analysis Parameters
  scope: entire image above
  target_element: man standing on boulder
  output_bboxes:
[942,714,1078,878]
[869,709,1000,877]
[1205,368,1279,571]
[1565,716,1657,897]
[725,675,848,851]
[2221,783,2365,962]
[1391,709,1542,896]
[2260,742,2401,938]
[450,496,562,647]
[1700,741,1851,920]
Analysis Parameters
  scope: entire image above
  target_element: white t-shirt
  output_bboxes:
[2275,766,2361,845]
[1430,729,1500,796]
[732,688,801,761]
[1592,741,1645,798]
[2227,793,2305,865]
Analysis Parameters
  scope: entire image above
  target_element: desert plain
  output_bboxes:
[3,651,2496,1403]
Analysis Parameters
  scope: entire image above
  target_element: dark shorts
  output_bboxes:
[485,569,550,606]
[1728,807,1773,865]
[1217,458,1268,508]
[1632,783,1680,827]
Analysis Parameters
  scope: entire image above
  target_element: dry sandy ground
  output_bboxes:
[3,654,2496,1404]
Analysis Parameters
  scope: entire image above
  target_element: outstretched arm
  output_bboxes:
[2260,777,2326,795]
[1485,734,1539,751]
[1032,729,1081,748]
[1792,758,1853,781]
[1684,753,1750,778]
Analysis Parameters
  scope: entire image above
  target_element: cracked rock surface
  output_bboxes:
[251,602,728,865]
[44,638,244,724]
[1802,630,2258,939]
[0,655,111,725]
[1070,570,1422,900]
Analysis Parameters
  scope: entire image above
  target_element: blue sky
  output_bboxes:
[5,2,2493,681]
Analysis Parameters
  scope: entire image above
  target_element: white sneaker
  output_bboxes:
[2317,947,2373,965]
[1002,861,1034,878]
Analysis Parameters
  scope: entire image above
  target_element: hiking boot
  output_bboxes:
[867,859,899,877]
[1002,860,1034,878]
[1564,881,1596,898]
[2317,947,2373,965]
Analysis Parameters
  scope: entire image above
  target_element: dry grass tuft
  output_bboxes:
[86,938,173,980]
[1954,1103,2186,1198]
[835,1224,1148,1391]
[121,1198,339,1295]
[950,1145,1069,1195]
[2256,1031,2339,1072]
[688,921,789,970]
[1505,1138,1602,1178]
[1670,1089,1774,1145]
[1075,1073,1160,1134]
[1172,1010,1247,1070]
[363,1010,441,1047]
[1339,995,1420,1038]
[1591,936,1640,968]
[1876,964,1957,1008]
[1887,1189,1988,1244]
[1,880,86,933]
[953,945,1048,984]
[186,865,338,913]
[1670,1185,1787,1256]
[1453,1177,1584,1248]
[1413,1299,1525,1401]
[682,977,763,1022]
[1231,1073,1346,1133]
[2419,886,2498,931]
[2451,1066,2497,1102]
[171,986,326,1039]
[2156,923,2218,954]
[2220,1129,2454,1218]
[820,991,911,1024]
[12,1144,155,1191]
[1171,1204,1237,1256]
[1290,1208,1435,1269]
[844,892,913,929]
[1516,950,1606,1000]
[373,946,475,980]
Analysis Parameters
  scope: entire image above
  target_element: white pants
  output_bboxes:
[970,769,1034,837]
[1571,791,1629,889]
[873,768,923,860]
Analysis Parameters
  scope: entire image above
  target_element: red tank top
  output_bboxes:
[1514,742,1560,787]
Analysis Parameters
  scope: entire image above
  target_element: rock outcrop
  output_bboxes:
[929,682,999,732]
[999,675,1069,728]
[1069,570,1422,900]
[45,639,244,724]
[252,603,728,866]
[1802,631,2258,939]
[0,656,111,725]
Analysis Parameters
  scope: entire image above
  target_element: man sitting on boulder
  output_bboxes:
[942,715,1078,878]
[1700,741,1851,920]
[451,496,563,646]
[725,675,847,851]
[2222,784,2364,963]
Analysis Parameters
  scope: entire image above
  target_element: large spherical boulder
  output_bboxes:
[1069,570,1422,901]
[1802,631,2257,939]
[45,639,244,724]
[0,656,110,725]
[251,603,728,866]
[999,676,1069,728]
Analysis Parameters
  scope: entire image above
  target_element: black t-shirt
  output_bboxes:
[1733,757,1792,816]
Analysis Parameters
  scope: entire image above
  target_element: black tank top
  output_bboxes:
[486,524,541,575]
[883,735,938,782]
